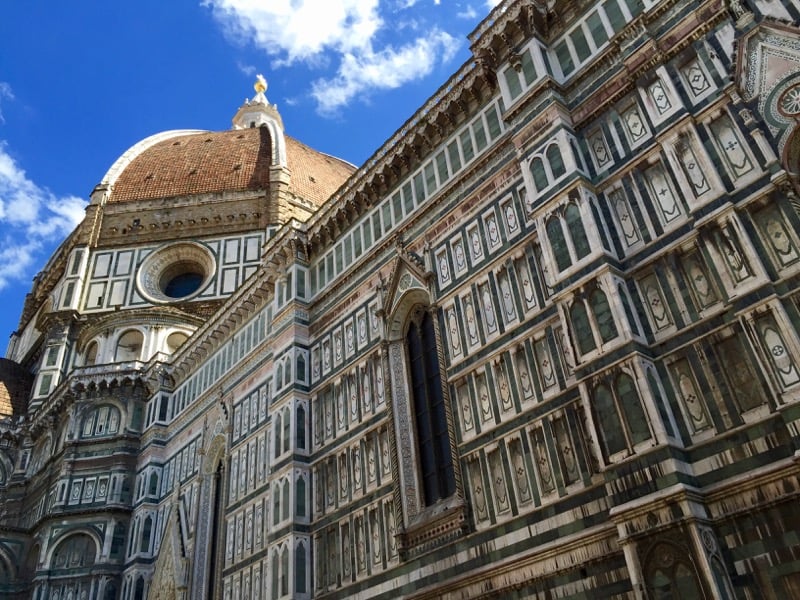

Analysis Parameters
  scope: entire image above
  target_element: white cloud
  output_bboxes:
[485,0,503,9]
[0,82,14,124]
[205,0,464,113]
[457,6,478,19]
[206,0,382,65]
[0,143,86,291]
[311,29,459,114]
[236,61,257,77]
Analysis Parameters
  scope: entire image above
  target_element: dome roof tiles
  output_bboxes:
[108,127,355,207]
[110,128,272,203]
[285,136,356,206]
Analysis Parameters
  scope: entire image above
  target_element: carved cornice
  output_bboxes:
[75,307,206,352]
[27,363,150,437]
[305,59,494,261]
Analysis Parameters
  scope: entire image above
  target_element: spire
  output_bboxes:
[232,74,284,131]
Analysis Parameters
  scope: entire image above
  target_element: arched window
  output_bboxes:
[593,384,626,457]
[531,157,548,191]
[645,543,704,598]
[570,301,596,355]
[283,357,292,387]
[296,476,306,517]
[282,479,290,520]
[133,577,145,600]
[295,541,307,593]
[547,144,566,179]
[616,373,651,445]
[207,460,224,600]
[148,472,159,497]
[280,546,290,596]
[296,406,306,450]
[166,331,188,354]
[139,515,152,553]
[81,405,121,439]
[282,408,291,453]
[104,581,118,600]
[406,309,455,506]
[565,203,590,259]
[592,372,653,461]
[271,550,280,598]
[547,217,571,271]
[273,484,281,526]
[51,533,96,569]
[276,363,284,390]
[115,330,143,362]
[274,413,282,459]
[85,341,98,366]
[589,288,618,343]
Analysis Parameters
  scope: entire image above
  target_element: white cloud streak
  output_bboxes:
[205,0,463,113]
[311,29,459,114]
[0,143,86,291]
[0,82,14,124]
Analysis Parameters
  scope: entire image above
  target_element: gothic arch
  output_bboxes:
[149,507,187,600]
[46,530,100,570]
[386,287,430,342]
[27,433,53,475]
[192,431,227,598]
[642,540,708,599]
[202,432,227,476]
[379,249,466,555]
[0,544,16,585]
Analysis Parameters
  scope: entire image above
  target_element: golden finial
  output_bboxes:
[254,74,267,94]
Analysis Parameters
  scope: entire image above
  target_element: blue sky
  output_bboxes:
[0,0,500,353]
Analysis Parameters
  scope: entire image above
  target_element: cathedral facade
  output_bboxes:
[2,0,800,598]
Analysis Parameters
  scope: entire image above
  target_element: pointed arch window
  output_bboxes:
[140,515,152,553]
[546,202,594,274]
[274,413,282,459]
[547,216,571,272]
[296,405,306,450]
[645,543,704,598]
[547,144,566,179]
[531,157,548,192]
[591,371,653,461]
[280,545,290,596]
[406,309,455,506]
[590,288,618,342]
[296,476,306,517]
[570,301,596,355]
[565,203,590,259]
[295,541,307,593]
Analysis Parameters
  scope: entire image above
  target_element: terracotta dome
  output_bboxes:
[0,358,32,417]
[104,126,355,206]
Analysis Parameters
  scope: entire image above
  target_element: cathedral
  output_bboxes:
[3,0,800,598]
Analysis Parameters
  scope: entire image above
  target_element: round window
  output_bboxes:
[136,242,216,304]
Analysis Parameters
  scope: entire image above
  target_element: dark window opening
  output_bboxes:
[163,272,203,298]
[207,461,224,600]
[406,309,455,506]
